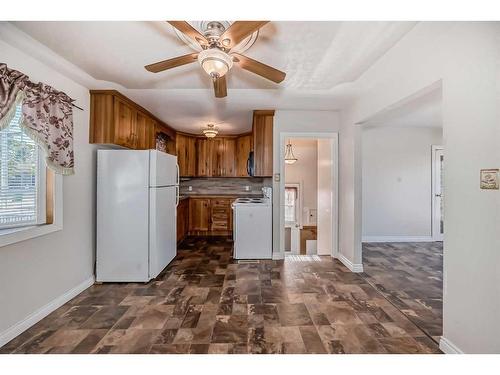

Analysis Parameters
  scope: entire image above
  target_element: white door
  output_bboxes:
[432,148,444,241]
[149,150,178,187]
[149,185,177,278]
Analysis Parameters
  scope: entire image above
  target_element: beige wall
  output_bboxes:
[0,38,96,342]
[284,139,318,225]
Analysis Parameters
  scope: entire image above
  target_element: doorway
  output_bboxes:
[279,133,338,258]
[432,146,444,241]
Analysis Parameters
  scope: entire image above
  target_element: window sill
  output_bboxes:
[0,222,62,248]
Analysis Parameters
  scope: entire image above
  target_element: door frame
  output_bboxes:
[279,132,339,258]
[431,145,444,241]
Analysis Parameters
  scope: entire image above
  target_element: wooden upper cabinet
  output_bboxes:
[176,134,196,177]
[189,198,211,232]
[210,138,225,177]
[136,111,156,150]
[235,135,252,177]
[252,110,274,177]
[196,138,210,176]
[90,90,175,151]
[113,97,137,148]
[224,138,236,177]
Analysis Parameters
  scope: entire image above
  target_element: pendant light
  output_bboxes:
[284,140,298,164]
[202,123,219,138]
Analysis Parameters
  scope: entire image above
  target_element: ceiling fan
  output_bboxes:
[144,21,286,98]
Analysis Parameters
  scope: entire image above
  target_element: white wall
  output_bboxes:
[284,139,318,225]
[0,39,96,342]
[341,22,500,353]
[272,110,340,258]
[362,126,443,239]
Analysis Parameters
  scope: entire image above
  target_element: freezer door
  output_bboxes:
[149,150,178,187]
[149,186,177,278]
[96,150,150,282]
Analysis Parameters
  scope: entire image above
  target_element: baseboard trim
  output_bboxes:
[439,336,464,354]
[338,253,364,273]
[0,276,94,348]
[362,236,436,243]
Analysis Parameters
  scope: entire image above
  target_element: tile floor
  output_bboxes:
[361,242,443,341]
[0,237,441,354]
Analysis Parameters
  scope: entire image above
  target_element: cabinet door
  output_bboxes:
[196,138,211,176]
[176,198,189,243]
[135,111,155,150]
[211,138,225,177]
[253,111,274,177]
[235,135,252,177]
[189,198,210,232]
[224,138,236,176]
[176,134,196,176]
[114,97,137,148]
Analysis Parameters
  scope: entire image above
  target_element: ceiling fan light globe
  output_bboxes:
[198,48,233,78]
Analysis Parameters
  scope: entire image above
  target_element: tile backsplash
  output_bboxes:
[180,177,272,196]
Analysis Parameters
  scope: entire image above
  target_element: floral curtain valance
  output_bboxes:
[0,63,75,175]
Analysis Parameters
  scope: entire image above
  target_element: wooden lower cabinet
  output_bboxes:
[186,196,235,236]
[176,198,189,243]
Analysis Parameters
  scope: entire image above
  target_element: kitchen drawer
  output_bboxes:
[212,213,229,221]
[212,207,229,215]
[211,199,231,208]
[211,221,229,230]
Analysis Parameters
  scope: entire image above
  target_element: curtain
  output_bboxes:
[0,63,75,175]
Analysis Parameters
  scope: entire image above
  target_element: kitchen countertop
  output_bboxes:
[179,193,263,201]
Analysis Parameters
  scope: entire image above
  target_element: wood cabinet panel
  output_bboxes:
[189,198,211,232]
[224,138,236,177]
[113,97,137,148]
[136,111,155,150]
[196,138,210,176]
[177,198,189,243]
[235,135,252,177]
[210,138,225,177]
[252,110,274,177]
[176,134,196,177]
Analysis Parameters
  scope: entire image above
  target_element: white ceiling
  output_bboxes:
[11,21,417,134]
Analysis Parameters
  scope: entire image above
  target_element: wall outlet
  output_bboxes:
[244,186,250,191]
[188,186,193,191]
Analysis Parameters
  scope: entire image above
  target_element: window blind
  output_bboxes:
[0,105,39,228]
[284,186,297,223]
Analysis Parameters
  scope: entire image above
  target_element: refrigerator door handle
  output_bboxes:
[176,163,180,186]
[175,185,180,207]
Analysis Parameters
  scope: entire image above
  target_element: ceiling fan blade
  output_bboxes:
[213,75,227,98]
[145,53,198,73]
[232,53,286,83]
[219,21,269,50]
[167,21,209,47]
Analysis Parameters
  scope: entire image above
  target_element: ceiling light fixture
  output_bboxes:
[197,48,233,78]
[284,141,298,164]
[202,123,219,138]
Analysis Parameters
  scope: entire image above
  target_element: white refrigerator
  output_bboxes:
[96,149,179,282]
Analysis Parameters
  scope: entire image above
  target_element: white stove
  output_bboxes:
[232,187,272,259]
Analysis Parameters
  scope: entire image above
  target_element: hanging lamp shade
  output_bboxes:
[284,141,298,164]
[202,123,219,138]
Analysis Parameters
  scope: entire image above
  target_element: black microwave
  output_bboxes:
[246,151,255,176]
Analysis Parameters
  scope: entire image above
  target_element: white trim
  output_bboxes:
[431,145,444,241]
[278,132,339,260]
[0,174,63,247]
[337,253,364,273]
[272,252,284,260]
[439,337,464,354]
[362,235,437,243]
[0,276,94,348]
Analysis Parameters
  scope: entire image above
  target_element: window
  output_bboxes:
[0,105,46,229]
[284,185,298,224]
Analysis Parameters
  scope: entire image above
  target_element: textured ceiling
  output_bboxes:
[10,21,417,134]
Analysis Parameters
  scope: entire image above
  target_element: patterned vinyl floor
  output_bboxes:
[361,242,443,342]
[0,237,441,354]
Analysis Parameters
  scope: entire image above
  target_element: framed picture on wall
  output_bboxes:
[480,169,499,189]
